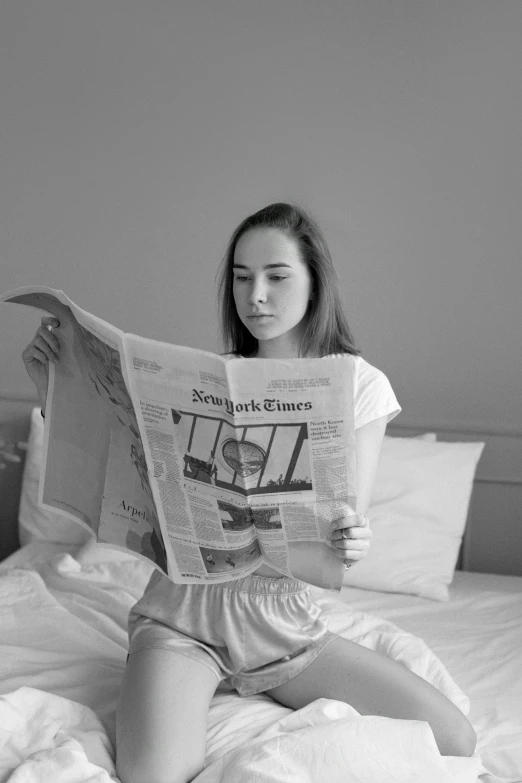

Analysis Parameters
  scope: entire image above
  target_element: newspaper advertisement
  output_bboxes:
[2,286,357,590]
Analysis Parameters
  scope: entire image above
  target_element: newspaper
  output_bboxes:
[2,286,357,590]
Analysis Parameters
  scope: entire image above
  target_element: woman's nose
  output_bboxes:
[249,281,267,304]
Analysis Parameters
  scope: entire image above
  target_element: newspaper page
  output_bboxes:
[123,336,356,590]
[2,286,356,590]
[2,286,169,573]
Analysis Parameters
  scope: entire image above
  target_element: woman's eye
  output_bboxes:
[234,274,286,282]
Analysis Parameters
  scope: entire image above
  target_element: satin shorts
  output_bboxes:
[127,570,336,696]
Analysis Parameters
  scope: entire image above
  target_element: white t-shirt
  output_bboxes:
[347,355,401,430]
[225,353,401,431]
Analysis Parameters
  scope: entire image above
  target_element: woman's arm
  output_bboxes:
[22,316,61,415]
[354,413,388,514]
[329,413,388,566]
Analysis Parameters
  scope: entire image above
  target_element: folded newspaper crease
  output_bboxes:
[2,286,357,590]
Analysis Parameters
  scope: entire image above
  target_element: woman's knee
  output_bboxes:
[116,648,215,783]
[435,711,477,757]
[116,757,202,783]
[116,728,206,783]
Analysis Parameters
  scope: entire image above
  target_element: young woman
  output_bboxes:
[23,203,476,783]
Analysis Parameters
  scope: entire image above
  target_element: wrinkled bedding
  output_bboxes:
[0,542,507,782]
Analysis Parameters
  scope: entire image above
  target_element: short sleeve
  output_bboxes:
[353,356,401,430]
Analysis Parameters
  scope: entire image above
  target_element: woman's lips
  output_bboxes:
[247,314,273,321]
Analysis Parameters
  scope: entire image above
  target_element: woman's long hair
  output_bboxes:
[218,202,360,358]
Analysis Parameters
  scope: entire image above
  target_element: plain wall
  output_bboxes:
[1,0,521,434]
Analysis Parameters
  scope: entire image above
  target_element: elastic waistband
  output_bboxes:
[216,574,309,595]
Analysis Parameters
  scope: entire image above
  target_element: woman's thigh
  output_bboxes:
[265,635,476,757]
[116,648,218,783]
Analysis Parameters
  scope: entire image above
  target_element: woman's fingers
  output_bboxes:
[39,328,60,355]
[331,545,368,562]
[334,536,370,550]
[23,333,57,364]
[39,318,61,355]
[337,525,372,541]
[332,515,371,539]
[328,514,372,562]
[23,344,50,365]
[331,538,370,557]
[337,513,369,529]
[23,320,61,367]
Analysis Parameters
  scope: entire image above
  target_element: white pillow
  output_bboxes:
[343,434,485,601]
[19,411,483,602]
[18,408,92,547]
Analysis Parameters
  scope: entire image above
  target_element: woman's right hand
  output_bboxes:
[22,316,61,413]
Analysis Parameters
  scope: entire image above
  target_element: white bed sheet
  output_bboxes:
[330,572,522,783]
[0,543,519,782]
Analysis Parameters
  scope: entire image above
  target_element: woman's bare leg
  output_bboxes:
[116,648,218,783]
[266,636,476,757]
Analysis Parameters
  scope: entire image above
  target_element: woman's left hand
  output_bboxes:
[329,513,372,568]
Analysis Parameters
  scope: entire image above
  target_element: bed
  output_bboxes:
[1,401,521,783]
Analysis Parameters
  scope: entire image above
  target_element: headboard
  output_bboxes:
[1,396,522,575]
[0,395,36,561]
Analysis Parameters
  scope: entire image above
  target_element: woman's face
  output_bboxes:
[232,228,313,357]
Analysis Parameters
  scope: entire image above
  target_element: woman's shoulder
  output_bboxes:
[323,352,378,377]
[353,357,401,428]
[324,354,400,428]
[325,352,387,378]
[352,354,388,383]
